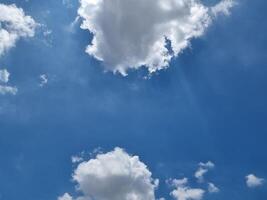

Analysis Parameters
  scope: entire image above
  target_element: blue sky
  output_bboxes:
[0,0,267,200]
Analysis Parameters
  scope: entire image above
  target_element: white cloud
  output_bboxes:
[171,178,189,187]
[199,161,215,169]
[71,155,83,163]
[195,168,208,183]
[39,74,48,87]
[0,69,17,95]
[246,174,265,188]
[0,85,17,95]
[170,178,205,200]
[78,0,235,75]
[0,3,37,56]
[207,183,219,193]
[59,147,159,200]
[212,0,236,16]
[0,69,10,83]
[58,193,73,200]
[194,161,215,182]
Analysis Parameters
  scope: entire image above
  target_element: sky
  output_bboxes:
[0,0,267,200]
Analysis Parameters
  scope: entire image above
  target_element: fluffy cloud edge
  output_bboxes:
[0,69,17,95]
[0,3,38,56]
[169,178,205,200]
[77,0,236,75]
[58,193,73,200]
[246,174,265,188]
[194,161,215,182]
[58,149,267,200]
[59,147,159,200]
[207,183,220,193]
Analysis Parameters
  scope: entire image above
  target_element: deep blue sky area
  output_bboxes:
[0,0,267,200]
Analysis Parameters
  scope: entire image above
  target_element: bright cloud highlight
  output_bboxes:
[59,147,159,200]
[246,174,265,188]
[0,3,37,56]
[194,161,215,182]
[78,0,235,75]
[169,178,205,200]
[39,74,48,87]
[0,69,17,95]
[0,69,9,83]
[207,183,220,193]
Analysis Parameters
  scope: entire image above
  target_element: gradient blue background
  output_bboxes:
[0,0,266,199]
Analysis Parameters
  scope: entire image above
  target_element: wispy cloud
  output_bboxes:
[0,69,17,95]
[208,182,220,193]
[194,161,215,182]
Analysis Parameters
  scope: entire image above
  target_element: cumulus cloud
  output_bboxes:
[0,3,37,56]
[246,174,265,188]
[207,183,219,193]
[0,69,17,95]
[78,0,235,75]
[59,147,159,200]
[169,178,205,200]
[194,161,215,182]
